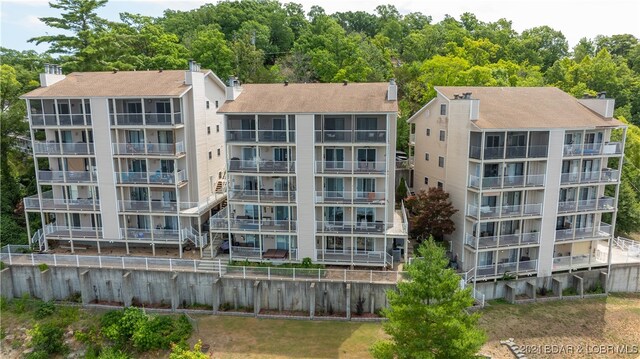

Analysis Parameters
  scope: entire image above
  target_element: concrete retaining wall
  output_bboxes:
[0,265,395,317]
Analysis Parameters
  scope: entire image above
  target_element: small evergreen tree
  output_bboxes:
[371,238,486,358]
[395,177,408,203]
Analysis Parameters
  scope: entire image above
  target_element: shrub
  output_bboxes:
[97,346,131,359]
[34,300,55,319]
[562,287,578,296]
[301,257,313,268]
[26,350,50,359]
[0,261,6,270]
[28,323,67,355]
[37,263,49,272]
[587,281,604,294]
[13,293,31,314]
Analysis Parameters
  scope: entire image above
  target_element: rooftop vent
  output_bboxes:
[343,80,348,86]
[284,80,289,86]
[597,91,607,99]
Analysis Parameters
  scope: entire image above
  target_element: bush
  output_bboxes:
[0,261,6,270]
[37,263,49,272]
[563,287,578,296]
[26,350,50,359]
[97,346,132,359]
[28,323,67,355]
[587,281,604,294]
[34,300,55,319]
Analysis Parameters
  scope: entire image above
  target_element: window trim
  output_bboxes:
[425,153,430,161]
[439,130,446,142]
[440,104,447,116]
[438,156,445,168]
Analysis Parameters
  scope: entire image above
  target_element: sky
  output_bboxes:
[1,0,639,53]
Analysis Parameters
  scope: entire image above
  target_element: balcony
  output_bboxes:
[38,170,97,184]
[115,170,186,185]
[316,249,391,266]
[31,114,91,127]
[469,145,548,160]
[315,191,385,205]
[316,221,388,235]
[227,130,295,143]
[555,223,612,242]
[315,161,386,174]
[43,224,103,239]
[229,189,296,203]
[120,228,183,243]
[110,112,182,126]
[409,133,416,144]
[118,200,178,213]
[465,232,540,249]
[468,174,545,189]
[561,169,620,185]
[228,160,295,174]
[563,142,623,157]
[33,142,94,155]
[24,192,100,211]
[314,130,387,143]
[475,259,538,279]
[112,142,185,156]
[552,254,606,271]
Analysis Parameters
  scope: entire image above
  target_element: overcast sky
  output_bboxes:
[1,0,639,53]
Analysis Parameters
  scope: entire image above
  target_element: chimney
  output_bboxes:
[188,59,196,72]
[284,80,289,86]
[578,91,615,119]
[387,79,397,101]
[226,76,243,101]
[39,64,66,87]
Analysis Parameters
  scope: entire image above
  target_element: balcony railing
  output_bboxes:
[555,223,612,241]
[118,200,178,213]
[43,224,103,239]
[561,169,620,185]
[409,133,416,143]
[226,130,295,143]
[465,232,540,249]
[112,141,185,156]
[468,174,545,189]
[110,112,182,126]
[315,191,385,204]
[314,130,387,143]
[38,170,97,183]
[316,249,391,266]
[31,114,90,127]
[469,145,548,160]
[316,221,389,234]
[228,160,295,173]
[563,142,623,157]
[120,228,182,243]
[115,170,186,185]
[553,254,605,270]
[315,161,386,174]
[475,259,538,278]
[24,192,100,211]
[33,142,94,155]
[229,189,296,203]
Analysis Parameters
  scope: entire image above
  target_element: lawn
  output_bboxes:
[2,294,639,358]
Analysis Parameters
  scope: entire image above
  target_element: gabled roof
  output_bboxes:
[21,70,213,98]
[434,86,623,129]
[218,82,397,114]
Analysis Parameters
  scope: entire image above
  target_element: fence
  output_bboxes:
[0,248,405,284]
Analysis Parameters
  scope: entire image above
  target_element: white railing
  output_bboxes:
[38,170,97,183]
[112,141,185,156]
[555,223,612,241]
[43,224,103,239]
[116,170,186,185]
[314,191,385,204]
[316,221,389,234]
[228,159,295,173]
[111,112,182,126]
[33,142,94,155]
[229,189,296,202]
[612,237,640,263]
[315,161,386,174]
[120,228,182,242]
[409,133,416,143]
[465,232,540,249]
[315,249,391,266]
[118,200,178,213]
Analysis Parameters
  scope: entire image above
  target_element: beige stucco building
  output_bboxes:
[210,80,408,267]
[21,62,227,257]
[408,86,626,280]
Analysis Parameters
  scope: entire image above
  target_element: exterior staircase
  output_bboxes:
[196,259,227,275]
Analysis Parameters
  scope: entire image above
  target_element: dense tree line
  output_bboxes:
[2,0,640,243]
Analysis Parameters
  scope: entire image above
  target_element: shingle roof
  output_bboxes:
[22,70,197,98]
[218,82,397,114]
[436,86,623,129]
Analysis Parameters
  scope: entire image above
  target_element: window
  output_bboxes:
[216,125,220,133]
[206,101,210,109]
[215,100,219,108]
[426,128,431,136]
[217,148,221,156]
[424,177,429,185]
[439,130,446,141]
[208,151,212,159]
[424,153,430,161]
[440,104,447,115]
[438,156,445,167]
[207,126,211,134]
[437,181,444,189]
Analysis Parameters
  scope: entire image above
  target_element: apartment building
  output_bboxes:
[209,80,408,267]
[408,87,626,280]
[21,62,228,257]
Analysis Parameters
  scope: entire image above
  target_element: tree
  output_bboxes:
[405,188,457,240]
[396,178,408,203]
[169,340,209,359]
[29,0,109,71]
[370,239,485,359]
